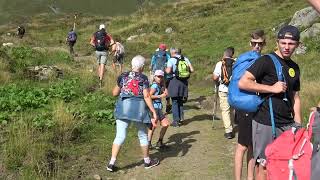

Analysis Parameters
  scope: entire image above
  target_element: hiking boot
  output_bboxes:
[171,121,180,127]
[224,132,234,139]
[144,158,160,169]
[106,164,117,172]
[155,141,168,150]
[166,104,172,114]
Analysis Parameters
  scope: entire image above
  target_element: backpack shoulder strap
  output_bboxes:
[266,54,285,139]
[266,54,284,81]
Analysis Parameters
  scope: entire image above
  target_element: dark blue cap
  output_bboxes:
[277,25,300,41]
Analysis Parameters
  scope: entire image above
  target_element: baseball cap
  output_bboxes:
[159,43,167,50]
[154,70,164,77]
[99,24,105,30]
[277,25,300,41]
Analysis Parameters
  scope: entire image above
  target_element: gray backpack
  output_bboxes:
[312,110,320,180]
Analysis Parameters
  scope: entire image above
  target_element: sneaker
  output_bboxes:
[144,158,160,169]
[106,164,117,172]
[155,141,168,150]
[171,121,180,127]
[224,132,234,139]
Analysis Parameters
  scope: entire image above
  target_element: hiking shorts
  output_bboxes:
[155,108,170,127]
[113,53,124,64]
[236,110,253,147]
[252,120,294,166]
[95,51,107,65]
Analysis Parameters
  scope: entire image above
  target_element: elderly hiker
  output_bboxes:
[147,70,170,149]
[233,30,266,180]
[213,47,235,139]
[238,25,302,180]
[166,48,194,127]
[90,24,115,87]
[106,55,159,172]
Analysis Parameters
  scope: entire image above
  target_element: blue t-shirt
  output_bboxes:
[151,83,162,109]
[167,55,191,77]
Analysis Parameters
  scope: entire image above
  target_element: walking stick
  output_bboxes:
[212,81,219,128]
[73,13,77,30]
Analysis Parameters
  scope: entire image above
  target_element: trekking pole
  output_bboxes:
[212,81,219,128]
[73,13,77,30]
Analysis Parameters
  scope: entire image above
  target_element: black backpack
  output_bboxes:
[94,30,110,51]
[221,58,235,85]
[152,50,167,72]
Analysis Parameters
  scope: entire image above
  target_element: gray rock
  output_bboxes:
[24,65,63,80]
[127,35,138,41]
[295,43,307,55]
[289,7,320,29]
[165,27,173,34]
[301,23,320,40]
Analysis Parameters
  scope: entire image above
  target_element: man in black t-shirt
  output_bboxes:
[238,25,302,180]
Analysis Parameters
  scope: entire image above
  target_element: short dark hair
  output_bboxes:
[250,29,265,40]
[224,47,234,57]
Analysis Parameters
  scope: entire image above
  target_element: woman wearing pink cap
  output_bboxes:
[147,69,170,149]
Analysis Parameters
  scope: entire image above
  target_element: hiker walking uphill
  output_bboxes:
[147,70,170,150]
[238,25,302,180]
[17,26,25,39]
[230,30,266,180]
[111,40,125,73]
[212,47,235,139]
[150,44,171,113]
[106,55,159,172]
[90,24,115,87]
[66,28,77,55]
[166,48,194,127]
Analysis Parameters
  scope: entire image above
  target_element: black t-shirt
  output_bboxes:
[247,52,300,127]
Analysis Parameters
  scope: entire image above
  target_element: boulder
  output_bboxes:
[295,43,307,55]
[289,7,320,29]
[165,27,173,34]
[300,23,320,40]
[24,65,63,80]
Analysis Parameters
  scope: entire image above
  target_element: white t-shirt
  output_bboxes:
[213,61,228,93]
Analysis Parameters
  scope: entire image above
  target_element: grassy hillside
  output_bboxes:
[0,0,319,179]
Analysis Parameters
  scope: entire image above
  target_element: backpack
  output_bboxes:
[94,30,110,51]
[311,110,320,180]
[221,58,235,85]
[152,50,167,72]
[174,56,190,80]
[116,42,125,55]
[67,31,77,42]
[228,52,284,112]
[265,112,316,180]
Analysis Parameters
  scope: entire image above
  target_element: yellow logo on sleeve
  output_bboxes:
[288,68,295,77]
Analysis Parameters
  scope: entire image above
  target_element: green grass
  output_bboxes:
[0,0,319,178]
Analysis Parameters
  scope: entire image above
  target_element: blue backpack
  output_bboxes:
[67,31,77,42]
[228,52,284,112]
[152,50,168,72]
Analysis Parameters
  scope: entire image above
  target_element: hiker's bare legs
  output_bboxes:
[255,165,267,180]
[98,64,105,80]
[141,145,149,158]
[159,126,168,140]
[234,143,246,180]
[111,144,121,160]
[147,128,155,143]
[247,146,254,180]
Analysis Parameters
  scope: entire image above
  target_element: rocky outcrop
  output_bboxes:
[300,23,320,40]
[24,65,63,80]
[289,6,320,29]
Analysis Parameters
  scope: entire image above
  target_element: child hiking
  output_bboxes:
[147,70,170,149]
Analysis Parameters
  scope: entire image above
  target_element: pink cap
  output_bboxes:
[159,43,167,50]
[154,70,164,77]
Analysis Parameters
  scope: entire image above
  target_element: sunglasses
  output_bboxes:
[250,41,265,47]
[155,75,163,78]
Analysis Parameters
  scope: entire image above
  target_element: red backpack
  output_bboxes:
[265,112,316,180]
